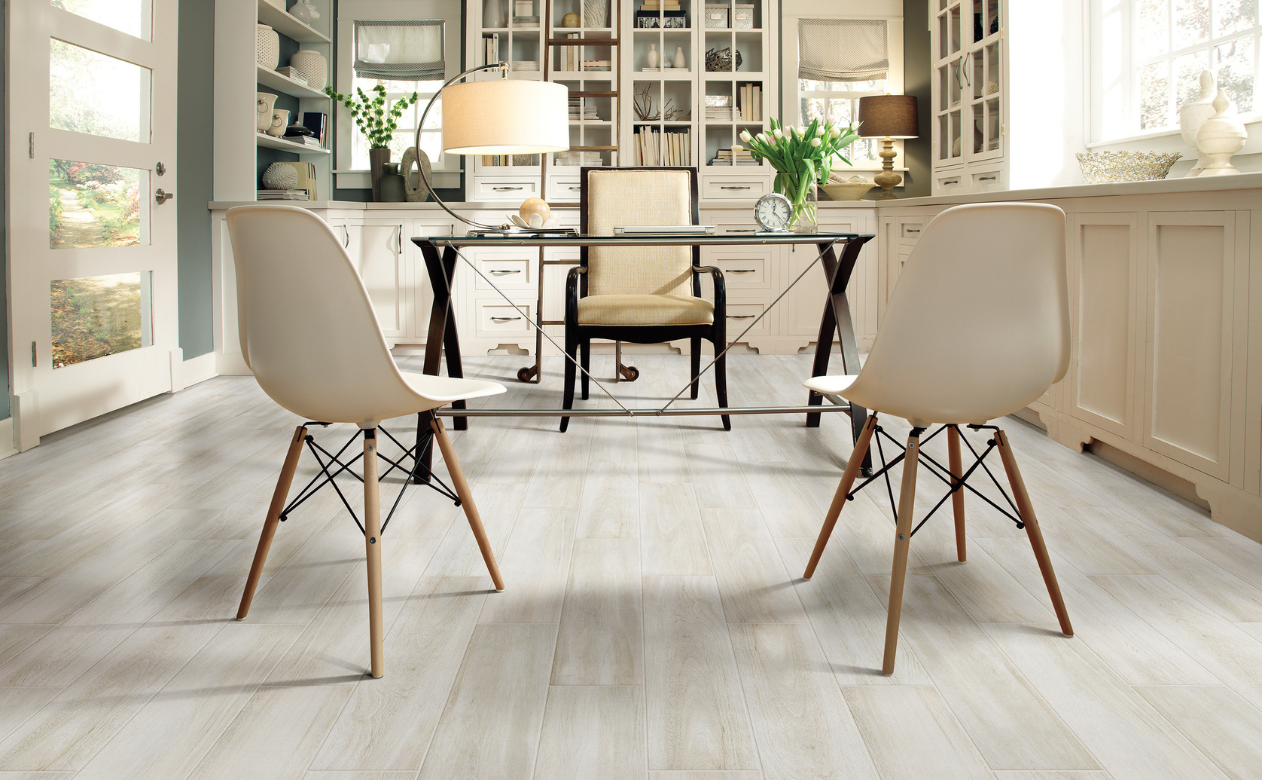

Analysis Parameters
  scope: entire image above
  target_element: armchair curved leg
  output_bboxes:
[804,414,877,579]
[883,428,922,676]
[947,425,967,562]
[714,345,730,431]
[580,339,591,400]
[431,416,506,592]
[363,429,384,679]
[238,425,307,620]
[994,429,1073,637]
[690,337,701,400]
[561,330,577,432]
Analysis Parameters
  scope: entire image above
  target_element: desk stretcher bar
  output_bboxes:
[437,404,851,418]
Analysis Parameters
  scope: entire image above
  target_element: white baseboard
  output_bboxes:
[0,418,15,461]
[215,352,252,376]
[179,352,219,388]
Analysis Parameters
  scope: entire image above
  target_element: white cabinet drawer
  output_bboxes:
[472,178,540,200]
[548,176,583,202]
[475,299,533,337]
[899,221,924,244]
[725,303,770,337]
[935,169,965,193]
[970,169,1004,191]
[473,257,534,291]
[699,250,773,292]
[701,176,768,199]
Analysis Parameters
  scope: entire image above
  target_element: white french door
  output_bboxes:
[8,0,178,446]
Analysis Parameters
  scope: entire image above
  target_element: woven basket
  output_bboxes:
[1076,151,1181,184]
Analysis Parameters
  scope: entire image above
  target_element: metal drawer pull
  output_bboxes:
[727,268,756,273]
[568,186,581,190]
[490,316,523,322]
[726,228,757,233]
[490,269,522,275]
[728,314,756,319]
[492,186,524,191]
[978,175,997,181]
[720,185,752,190]
[942,178,960,185]
[904,227,920,234]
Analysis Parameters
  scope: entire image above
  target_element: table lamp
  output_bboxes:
[857,95,919,200]
[414,63,569,232]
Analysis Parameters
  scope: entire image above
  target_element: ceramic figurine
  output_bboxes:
[400,147,433,202]
[1196,90,1247,176]
[1180,70,1218,176]
[646,43,659,68]
[673,46,686,68]
[256,92,277,132]
[562,12,580,27]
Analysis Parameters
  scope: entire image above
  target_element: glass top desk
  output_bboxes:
[411,230,874,449]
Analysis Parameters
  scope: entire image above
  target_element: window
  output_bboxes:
[347,76,443,171]
[799,78,884,165]
[1134,0,1259,132]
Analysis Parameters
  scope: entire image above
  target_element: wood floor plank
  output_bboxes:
[478,507,578,624]
[776,537,933,686]
[1135,685,1262,780]
[576,462,640,538]
[701,508,808,624]
[866,575,1097,771]
[739,462,824,538]
[647,773,764,780]
[0,627,54,671]
[0,687,62,745]
[795,484,933,577]
[75,623,304,780]
[421,483,526,579]
[728,622,880,780]
[533,686,647,780]
[642,576,758,772]
[983,622,1229,780]
[991,773,1112,780]
[685,439,757,510]
[416,623,555,780]
[186,682,354,780]
[975,539,1219,686]
[302,773,418,780]
[637,423,691,485]
[588,418,639,464]
[522,427,590,509]
[308,577,488,772]
[842,686,996,780]
[640,484,712,577]
[1175,536,1262,594]
[553,539,643,686]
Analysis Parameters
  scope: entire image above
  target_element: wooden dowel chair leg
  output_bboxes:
[804,414,878,580]
[883,429,922,676]
[363,429,385,679]
[237,425,307,620]
[994,429,1073,637]
[947,425,967,563]
[430,416,506,592]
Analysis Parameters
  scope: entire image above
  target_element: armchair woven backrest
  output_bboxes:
[581,167,699,297]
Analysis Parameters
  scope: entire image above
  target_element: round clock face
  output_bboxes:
[754,193,792,232]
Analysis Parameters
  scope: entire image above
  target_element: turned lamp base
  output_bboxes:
[873,137,901,200]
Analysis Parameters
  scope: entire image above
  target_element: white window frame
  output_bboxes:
[781,0,905,173]
[334,0,462,191]
[1090,0,1262,146]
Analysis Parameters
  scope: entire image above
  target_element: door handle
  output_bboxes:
[343,226,350,247]
[154,188,174,204]
[398,225,403,254]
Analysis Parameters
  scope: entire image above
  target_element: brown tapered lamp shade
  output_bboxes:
[857,95,919,139]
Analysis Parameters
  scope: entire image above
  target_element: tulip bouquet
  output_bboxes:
[734,117,861,231]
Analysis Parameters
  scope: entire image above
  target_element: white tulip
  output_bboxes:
[797,125,807,136]
[765,134,777,146]
[732,144,743,153]
[830,126,842,138]
[739,130,752,143]
[773,127,784,138]
[810,137,822,147]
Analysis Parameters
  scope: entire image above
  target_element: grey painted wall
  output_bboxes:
[902,0,932,197]
[177,0,215,359]
[1,3,10,421]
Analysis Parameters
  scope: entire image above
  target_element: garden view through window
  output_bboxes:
[51,272,151,369]
[50,38,150,143]
[49,160,145,249]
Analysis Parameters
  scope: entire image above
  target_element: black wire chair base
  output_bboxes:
[278,413,461,537]
[850,422,1025,539]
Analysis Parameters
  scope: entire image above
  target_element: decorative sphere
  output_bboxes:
[519,197,551,228]
[562,12,580,27]
[261,162,299,191]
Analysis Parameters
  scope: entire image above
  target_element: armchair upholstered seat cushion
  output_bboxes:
[577,294,715,326]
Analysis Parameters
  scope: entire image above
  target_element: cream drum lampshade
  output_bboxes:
[441,80,570,154]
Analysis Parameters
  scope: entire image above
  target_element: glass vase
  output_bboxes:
[774,172,818,234]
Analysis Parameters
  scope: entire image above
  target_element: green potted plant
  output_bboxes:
[734,116,861,232]
[325,83,419,201]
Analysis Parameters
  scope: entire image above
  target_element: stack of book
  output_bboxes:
[705,106,735,122]
[257,189,309,201]
[483,33,500,65]
[640,0,682,11]
[582,59,612,71]
[563,33,578,70]
[737,83,762,121]
[632,127,690,166]
[556,150,604,167]
[512,15,539,28]
[568,97,599,120]
[709,147,758,166]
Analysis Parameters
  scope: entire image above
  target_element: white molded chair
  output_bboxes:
[802,202,1073,675]
[226,204,506,679]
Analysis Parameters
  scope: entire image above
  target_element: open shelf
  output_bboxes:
[256,132,330,154]
[256,1,331,43]
[256,65,329,99]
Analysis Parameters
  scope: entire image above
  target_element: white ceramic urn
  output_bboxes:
[646,43,659,69]
[1180,70,1217,176]
[1195,90,1247,177]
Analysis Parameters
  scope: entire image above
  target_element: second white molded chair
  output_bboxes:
[802,202,1074,675]
[226,204,507,679]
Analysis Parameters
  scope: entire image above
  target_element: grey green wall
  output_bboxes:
[2,3,10,421]
[902,0,931,197]
[177,0,215,359]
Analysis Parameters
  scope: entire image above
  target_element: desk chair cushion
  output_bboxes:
[577,294,714,326]
[587,169,694,299]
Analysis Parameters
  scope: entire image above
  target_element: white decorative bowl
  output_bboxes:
[822,181,874,201]
[289,49,327,90]
[1076,151,1181,184]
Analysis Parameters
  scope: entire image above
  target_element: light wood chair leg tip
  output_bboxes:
[801,574,812,581]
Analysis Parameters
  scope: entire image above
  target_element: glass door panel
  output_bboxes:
[51,272,152,368]
[49,160,149,249]
[52,0,152,40]
[50,39,152,142]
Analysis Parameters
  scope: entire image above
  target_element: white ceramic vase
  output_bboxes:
[267,109,290,138]
[1180,70,1217,177]
[646,43,659,68]
[583,0,608,27]
[1196,90,1247,177]
[485,0,502,28]
[673,46,686,68]
[256,92,278,132]
[256,24,279,69]
[289,49,327,90]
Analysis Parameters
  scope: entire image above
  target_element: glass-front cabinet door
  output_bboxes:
[967,0,1002,161]
[934,0,965,167]
[933,0,1002,169]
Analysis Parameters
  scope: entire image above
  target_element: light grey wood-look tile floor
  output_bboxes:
[2,354,1261,780]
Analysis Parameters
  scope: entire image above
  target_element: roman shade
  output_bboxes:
[797,19,889,82]
[353,20,445,81]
